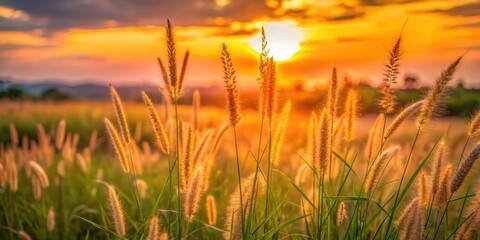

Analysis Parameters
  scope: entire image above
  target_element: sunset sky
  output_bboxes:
[0,0,479,88]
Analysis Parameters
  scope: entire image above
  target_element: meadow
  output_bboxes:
[1,22,480,240]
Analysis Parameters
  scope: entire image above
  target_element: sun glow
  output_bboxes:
[249,21,304,62]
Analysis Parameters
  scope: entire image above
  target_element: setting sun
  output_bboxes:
[249,21,304,62]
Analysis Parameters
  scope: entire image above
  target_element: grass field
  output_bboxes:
[1,24,480,240]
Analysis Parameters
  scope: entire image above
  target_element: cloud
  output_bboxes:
[0,42,56,51]
[422,2,480,17]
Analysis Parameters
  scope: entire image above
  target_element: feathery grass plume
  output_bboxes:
[295,164,310,186]
[142,92,171,155]
[158,20,189,101]
[32,177,41,200]
[184,166,205,222]
[366,113,385,160]
[76,153,88,174]
[107,185,126,236]
[224,174,266,240]
[317,107,331,176]
[18,230,32,240]
[336,202,347,226]
[47,207,55,232]
[160,232,169,240]
[455,210,479,240]
[181,124,194,189]
[258,27,270,118]
[307,111,318,170]
[384,100,423,140]
[365,147,398,193]
[468,109,480,137]
[344,89,359,142]
[450,142,480,194]
[29,161,49,188]
[417,57,462,129]
[327,67,339,117]
[192,90,200,130]
[418,171,429,208]
[265,57,277,125]
[55,120,66,150]
[206,195,217,225]
[136,179,148,199]
[272,101,292,166]
[104,118,130,173]
[455,192,480,240]
[9,123,18,147]
[192,129,214,167]
[430,140,447,198]
[89,130,98,151]
[380,36,402,114]
[396,198,419,240]
[221,44,241,127]
[434,165,452,208]
[146,215,160,240]
[110,84,131,143]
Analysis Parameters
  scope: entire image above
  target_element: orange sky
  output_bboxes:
[0,0,479,88]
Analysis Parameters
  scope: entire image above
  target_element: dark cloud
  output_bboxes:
[0,43,56,51]
[0,0,272,33]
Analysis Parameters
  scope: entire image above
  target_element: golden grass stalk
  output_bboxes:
[455,210,479,240]
[192,90,200,130]
[32,177,41,200]
[224,173,266,240]
[366,113,385,160]
[365,147,398,193]
[210,123,229,156]
[76,153,88,174]
[450,142,480,194]
[417,57,462,129]
[57,160,66,178]
[146,215,160,240]
[396,198,419,240]
[333,114,345,152]
[9,123,18,147]
[258,27,269,118]
[327,67,339,117]
[184,166,205,222]
[265,57,277,125]
[18,230,32,240]
[221,44,241,127]
[136,179,148,199]
[157,20,189,101]
[0,163,6,187]
[29,161,49,188]
[55,120,66,150]
[272,101,292,166]
[47,207,55,232]
[434,165,452,209]
[336,202,347,226]
[192,129,214,167]
[318,107,331,176]
[107,185,126,236]
[104,118,130,173]
[206,195,217,225]
[384,100,423,140]
[430,140,447,197]
[89,130,98,151]
[418,171,429,208]
[380,36,401,114]
[345,89,359,142]
[468,109,480,137]
[181,124,194,189]
[307,111,318,170]
[109,84,131,143]
[142,92,171,155]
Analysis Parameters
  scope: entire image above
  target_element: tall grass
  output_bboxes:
[0,20,478,240]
